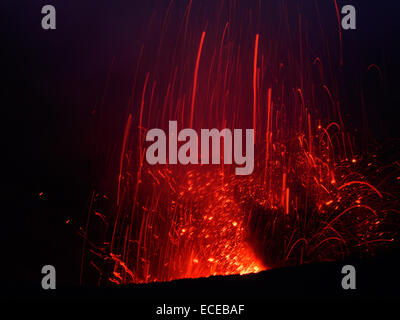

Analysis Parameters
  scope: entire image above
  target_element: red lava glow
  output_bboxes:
[78,1,400,285]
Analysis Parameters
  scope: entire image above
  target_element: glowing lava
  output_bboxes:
[79,1,399,285]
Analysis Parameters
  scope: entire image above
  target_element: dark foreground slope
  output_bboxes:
[8,254,400,301]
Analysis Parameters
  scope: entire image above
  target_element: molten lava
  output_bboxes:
[79,1,400,285]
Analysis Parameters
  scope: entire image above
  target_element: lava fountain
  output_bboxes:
[79,1,400,285]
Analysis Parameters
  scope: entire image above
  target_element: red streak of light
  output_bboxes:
[190,31,206,128]
[338,181,383,198]
[266,88,272,165]
[333,0,344,67]
[253,34,259,141]
[117,114,132,206]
